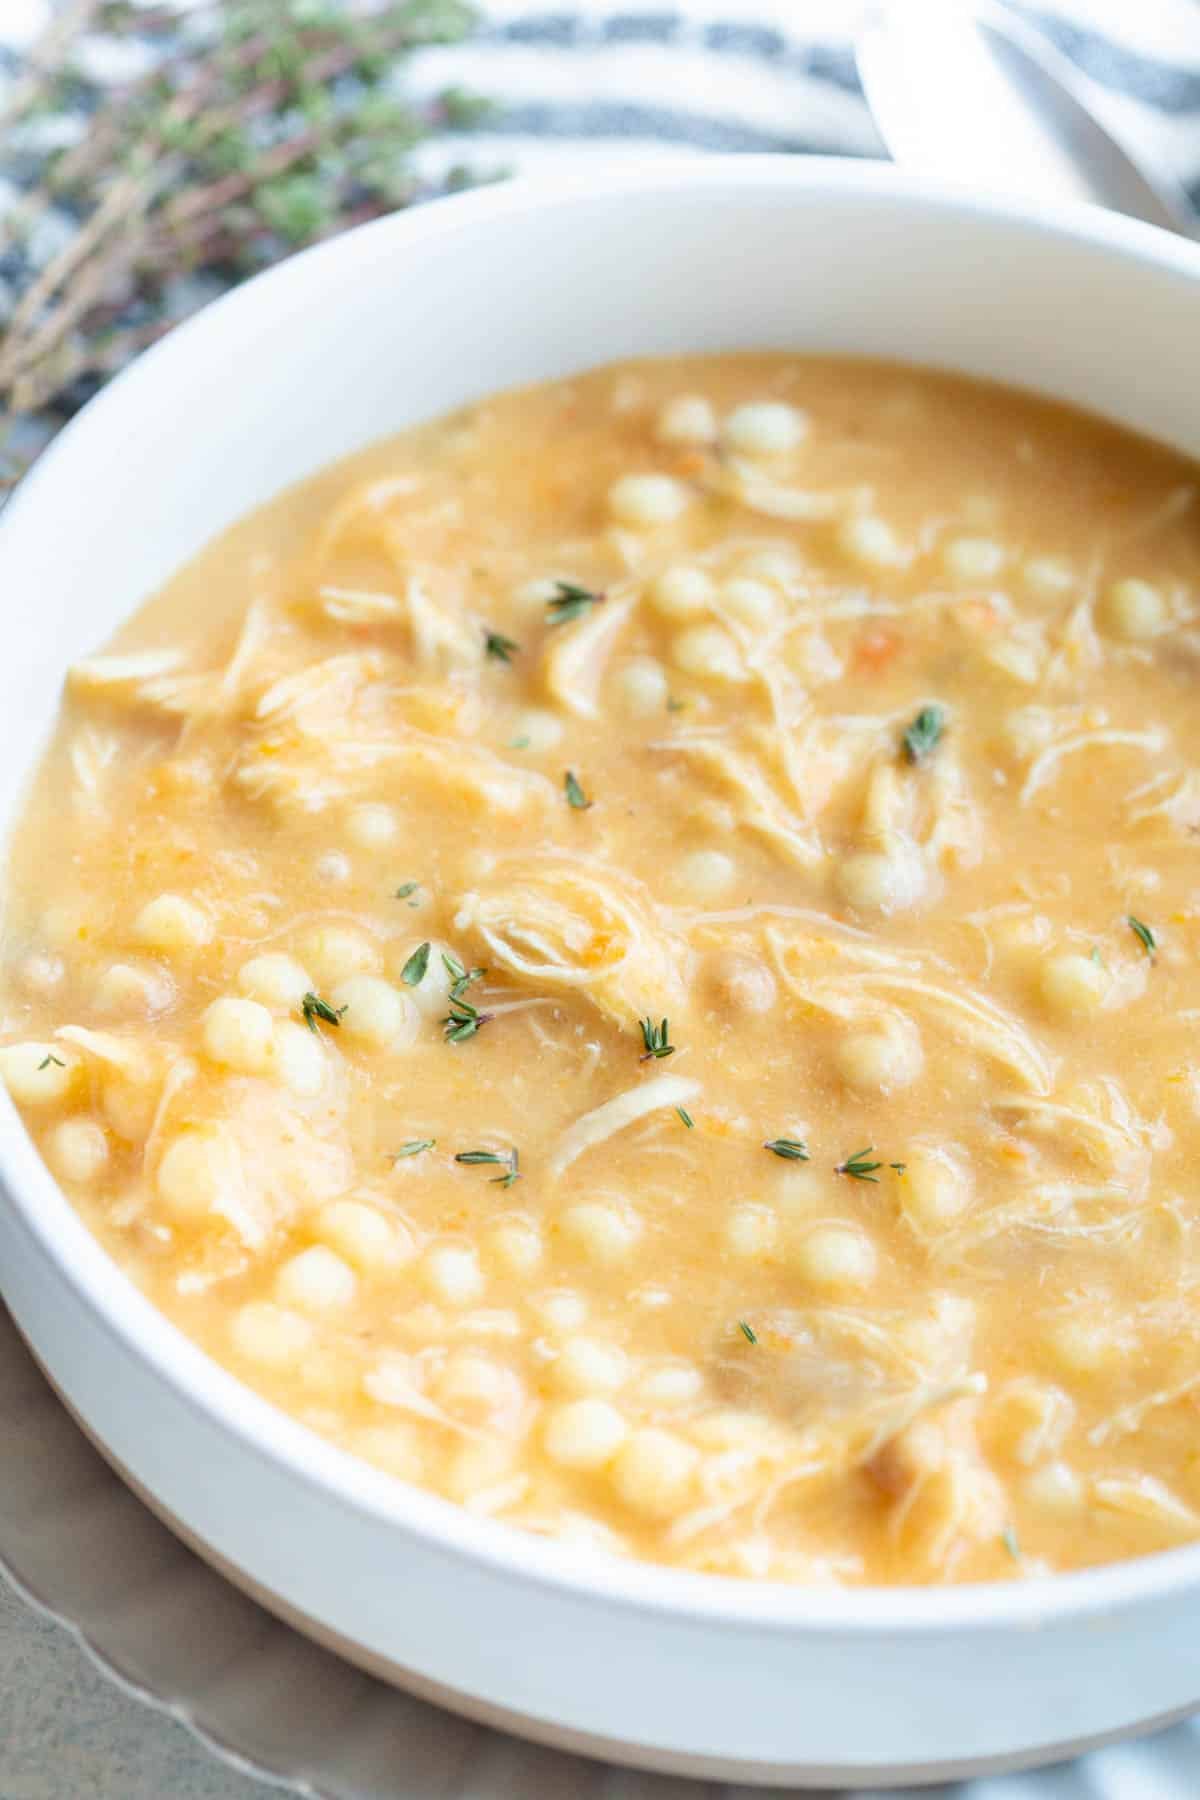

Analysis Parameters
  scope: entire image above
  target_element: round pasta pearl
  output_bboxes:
[274,1020,326,1096]
[201,996,277,1075]
[276,1245,357,1314]
[536,1290,590,1331]
[638,1363,704,1408]
[231,1301,314,1369]
[102,1077,156,1141]
[488,1218,543,1277]
[675,848,736,900]
[616,657,669,717]
[544,1398,629,1470]
[611,1427,699,1517]
[314,851,352,886]
[1024,1460,1084,1514]
[17,952,64,997]
[1038,951,1107,1018]
[330,975,418,1050]
[346,803,398,849]
[435,1353,520,1423]
[720,577,778,627]
[608,474,691,528]
[134,892,213,952]
[422,1245,485,1306]
[0,1042,79,1105]
[319,1199,409,1272]
[237,953,312,1011]
[942,536,1006,582]
[837,514,904,568]
[94,961,174,1018]
[651,565,714,620]
[553,1337,628,1395]
[46,1117,109,1184]
[511,707,565,756]
[722,402,807,457]
[793,1224,877,1290]
[391,937,456,1018]
[302,925,381,985]
[357,1421,425,1482]
[707,950,776,1015]
[741,546,801,586]
[837,848,925,914]
[560,1200,641,1264]
[671,623,745,682]
[156,1129,232,1223]
[900,1148,971,1233]
[1047,1316,1118,1375]
[725,1204,777,1258]
[1022,556,1074,598]
[835,1021,923,1094]
[655,394,717,446]
[1103,577,1165,640]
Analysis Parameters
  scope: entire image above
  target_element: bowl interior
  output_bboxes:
[4,160,1200,1636]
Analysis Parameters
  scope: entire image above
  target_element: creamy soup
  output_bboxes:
[5,354,1200,1586]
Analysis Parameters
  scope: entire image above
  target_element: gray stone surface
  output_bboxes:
[0,1577,278,1799]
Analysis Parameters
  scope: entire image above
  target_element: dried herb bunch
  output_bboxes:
[0,0,483,430]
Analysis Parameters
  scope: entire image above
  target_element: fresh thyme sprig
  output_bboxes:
[484,628,519,662]
[638,1016,675,1061]
[0,1,485,427]
[443,995,492,1042]
[676,1106,694,1129]
[902,704,945,764]
[764,1138,809,1161]
[836,1147,905,1182]
[442,951,485,1002]
[455,1146,519,1186]
[301,991,346,1034]
[738,1320,758,1345]
[1127,915,1157,962]
[546,580,604,626]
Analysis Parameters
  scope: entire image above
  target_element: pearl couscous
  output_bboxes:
[5,354,1200,1585]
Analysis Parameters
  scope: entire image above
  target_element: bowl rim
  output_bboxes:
[5,152,1200,1638]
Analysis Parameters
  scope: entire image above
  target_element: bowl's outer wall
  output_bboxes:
[3,164,1200,1777]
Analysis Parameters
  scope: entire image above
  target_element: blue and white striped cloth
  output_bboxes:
[1,0,1199,453]
[4,2,1200,195]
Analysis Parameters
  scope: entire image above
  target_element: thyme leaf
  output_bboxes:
[738,1320,758,1345]
[902,704,945,764]
[455,1146,519,1187]
[443,997,492,1043]
[765,1138,809,1161]
[484,629,520,662]
[546,580,604,626]
[1127,915,1157,962]
[400,941,431,986]
[638,1016,675,1061]
[564,769,591,810]
[301,991,346,1034]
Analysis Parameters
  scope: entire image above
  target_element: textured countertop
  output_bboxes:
[0,1581,273,1799]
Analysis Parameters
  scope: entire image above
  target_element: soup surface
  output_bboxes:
[5,355,1200,1586]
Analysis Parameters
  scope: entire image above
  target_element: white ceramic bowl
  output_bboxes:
[3,159,1200,1791]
